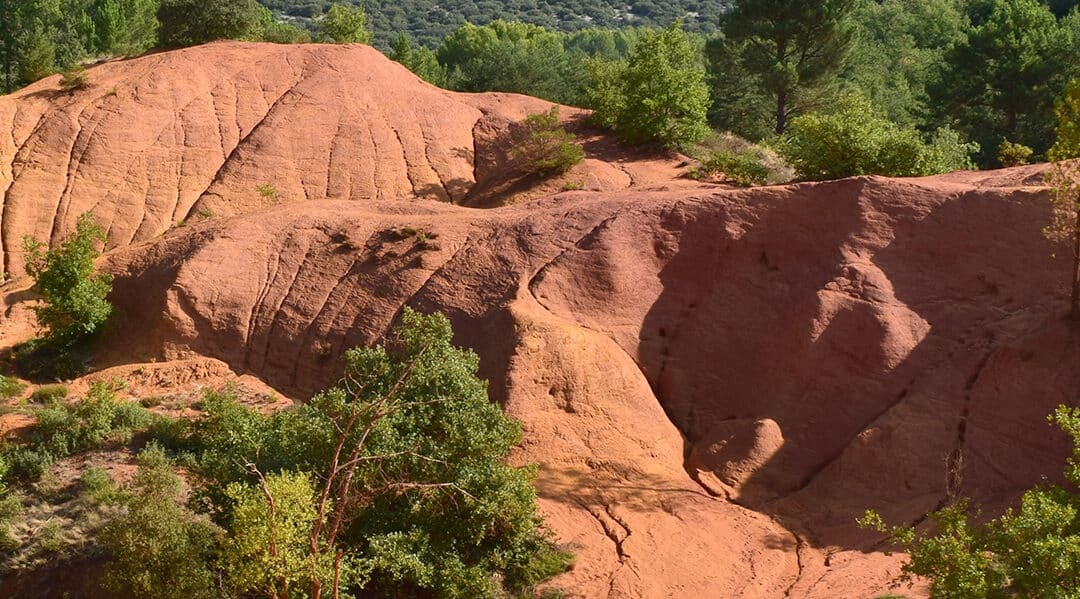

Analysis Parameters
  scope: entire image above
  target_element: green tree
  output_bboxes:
[100,445,220,599]
[780,93,977,181]
[174,309,570,598]
[437,20,587,105]
[1045,79,1080,318]
[841,0,968,129]
[862,405,1080,597]
[92,0,159,55]
[16,19,57,83]
[512,106,585,176]
[223,471,333,597]
[388,33,446,86]
[22,213,112,349]
[319,2,372,44]
[719,0,857,134]
[156,0,262,48]
[587,22,710,149]
[933,0,1071,164]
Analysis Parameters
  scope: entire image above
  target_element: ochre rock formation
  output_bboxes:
[2,42,1076,598]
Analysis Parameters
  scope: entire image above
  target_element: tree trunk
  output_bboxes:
[775,88,787,135]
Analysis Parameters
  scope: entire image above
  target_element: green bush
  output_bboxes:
[512,106,585,176]
[319,3,372,43]
[100,445,220,599]
[696,150,771,187]
[780,94,979,181]
[127,310,570,598]
[862,405,1080,597]
[30,384,68,404]
[20,212,113,378]
[0,375,26,400]
[156,0,264,48]
[998,139,1034,167]
[587,22,710,150]
[5,380,151,482]
[81,466,121,505]
[58,67,88,92]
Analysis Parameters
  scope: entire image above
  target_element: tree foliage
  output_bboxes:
[156,0,264,47]
[779,94,978,180]
[100,309,570,598]
[587,22,709,149]
[319,2,372,43]
[861,405,1080,598]
[1045,78,1080,318]
[100,445,220,599]
[511,105,585,176]
[719,0,857,134]
[932,0,1074,164]
[22,213,113,351]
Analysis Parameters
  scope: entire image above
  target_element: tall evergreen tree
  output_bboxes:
[719,0,857,134]
[932,0,1071,164]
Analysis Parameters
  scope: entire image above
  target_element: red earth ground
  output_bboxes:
[2,42,1076,598]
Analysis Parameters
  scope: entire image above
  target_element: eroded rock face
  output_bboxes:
[688,418,784,502]
[91,172,1074,598]
[0,41,696,278]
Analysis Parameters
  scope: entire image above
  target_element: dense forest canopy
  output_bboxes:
[258,0,731,47]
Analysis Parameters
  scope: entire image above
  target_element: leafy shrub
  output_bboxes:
[129,310,570,598]
[861,405,1080,597]
[320,3,373,43]
[696,150,771,187]
[0,375,26,400]
[58,67,88,92]
[100,445,220,599]
[780,94,979,181]
[156,0,264,48]
[20,212,113,378]
[81,467,120,505]
[998,139,1034,167]
[587,22,710,150]
[923,126,980,174]
[5,380,150,482]
[30,384,68,404]
[512,106,585,176]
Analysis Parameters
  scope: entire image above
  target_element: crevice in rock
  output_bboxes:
[782,534,807,598]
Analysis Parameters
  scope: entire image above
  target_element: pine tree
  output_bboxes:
[720,0,857,134]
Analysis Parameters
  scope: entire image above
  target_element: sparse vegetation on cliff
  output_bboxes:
[861,405,1080,598]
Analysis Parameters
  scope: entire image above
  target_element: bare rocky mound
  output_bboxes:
[0,41,701,278]
[67,169,1064,598]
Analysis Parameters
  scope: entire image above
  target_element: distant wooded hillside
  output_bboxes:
[257,0,731,46]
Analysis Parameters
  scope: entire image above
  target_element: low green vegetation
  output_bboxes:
[17,213,113,379]
[29,384,68,404]
[778,94,978,181]
[0,376,26,401]
[861,405,1080,598]
[693,150,770,187]
[998,139,1034,167]
[4,379,149,482]
[0,311,570,597]
[512,106,585,176]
